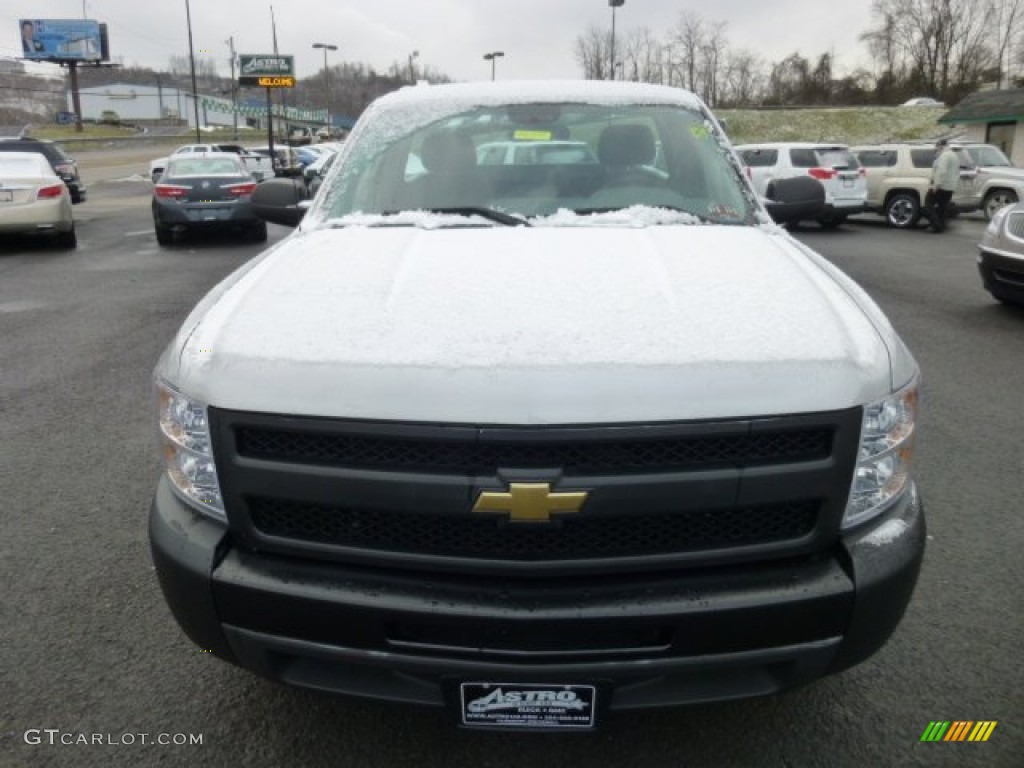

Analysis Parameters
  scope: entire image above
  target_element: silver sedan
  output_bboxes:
[0,151,76,248]
[978,201,1024,306]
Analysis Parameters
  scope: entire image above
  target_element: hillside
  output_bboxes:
[719,106,951,145]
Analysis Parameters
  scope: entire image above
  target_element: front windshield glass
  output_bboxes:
[311,101,754,226]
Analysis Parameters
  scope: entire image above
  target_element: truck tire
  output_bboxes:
[983,189,1019,220]
[886,192,920,229]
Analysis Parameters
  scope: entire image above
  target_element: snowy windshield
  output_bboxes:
[311,101,754,226]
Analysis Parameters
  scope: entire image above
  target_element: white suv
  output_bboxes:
[850,144,981,229]
[734,143,867,228]
[951,143,1024,220]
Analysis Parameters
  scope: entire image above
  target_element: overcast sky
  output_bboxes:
[4,1,876,82]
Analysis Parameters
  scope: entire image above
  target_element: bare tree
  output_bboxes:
[618,27,664,83]
[697,22,728,105]
[861,0,996,99]
[990,0,1024,86]
[670,11,705,92]
[720,49,764,106]
[574,25,610,80]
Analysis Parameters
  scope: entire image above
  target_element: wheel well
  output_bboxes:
[984,187,1018,199]
[884,189,921,206]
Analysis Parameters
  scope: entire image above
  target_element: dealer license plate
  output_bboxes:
[460,683,597,729]
[0,190,13,202]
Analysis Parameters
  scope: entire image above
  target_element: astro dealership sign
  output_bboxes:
[20,18,108,62]
[238,54,296,88]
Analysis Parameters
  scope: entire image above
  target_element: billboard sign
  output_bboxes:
[19,19,103,61]
[238,54,294,77]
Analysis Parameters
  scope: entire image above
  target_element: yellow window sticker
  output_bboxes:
[690,124,710,140]
[513,130,553,141]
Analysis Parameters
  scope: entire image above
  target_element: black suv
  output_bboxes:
[0,137,87,203]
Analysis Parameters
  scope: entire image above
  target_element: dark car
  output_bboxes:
[151,154,266,245]
[0,137,87,203]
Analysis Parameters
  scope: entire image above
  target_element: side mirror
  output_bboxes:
[763,176,826,224]
[251,177,309,227]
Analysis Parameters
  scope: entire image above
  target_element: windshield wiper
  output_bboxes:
[419,207,531,226]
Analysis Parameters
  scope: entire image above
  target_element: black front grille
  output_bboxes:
[235,426,831,473]
[248,497,819,560]
[213,407,861,573]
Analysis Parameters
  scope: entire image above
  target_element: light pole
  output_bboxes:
[483,51,504,81]
[408,50,419,83]
[312,43,337,137]
[184,0,201,142]
[609,0,624,81]
[225,36,238,140]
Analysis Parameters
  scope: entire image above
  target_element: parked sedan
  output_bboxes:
[978,201,1024,306]
[0,151,76,248]
[0,137,87,203]
[151,154,266,245]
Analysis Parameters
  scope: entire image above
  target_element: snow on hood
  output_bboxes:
[166,222,895,424]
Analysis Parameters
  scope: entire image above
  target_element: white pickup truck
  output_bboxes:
[149,143,273,183]
[151,81,925,727]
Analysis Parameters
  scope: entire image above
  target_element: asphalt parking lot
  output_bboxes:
[0,165,1021,768]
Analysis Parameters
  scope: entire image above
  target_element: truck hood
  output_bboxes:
[978,166,1024,183]
[165,223,898,423]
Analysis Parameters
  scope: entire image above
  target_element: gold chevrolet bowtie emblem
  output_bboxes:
[472,483,588,524]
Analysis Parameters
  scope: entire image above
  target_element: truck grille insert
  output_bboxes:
[214,407,861,573]
[235,427,831,472]
[247,498,819,560]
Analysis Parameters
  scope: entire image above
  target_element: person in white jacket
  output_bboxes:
[928,138,959,233]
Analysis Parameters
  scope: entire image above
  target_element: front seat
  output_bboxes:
[597,124,659,188]
[405,131,483,209]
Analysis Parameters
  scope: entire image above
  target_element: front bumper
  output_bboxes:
[151,476,925,712]
[978,247,1024,304]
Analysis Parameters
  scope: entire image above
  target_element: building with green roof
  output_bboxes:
[939,88,1024,165]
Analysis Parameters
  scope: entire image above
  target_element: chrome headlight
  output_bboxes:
[156,380,224,521]
[844,376,919,529]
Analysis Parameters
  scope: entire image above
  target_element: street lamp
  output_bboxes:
[483,51,504,81]
[184,0,202,142]
[609,0,624,81]
[312,42,337,137]
[408,50,419,83]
